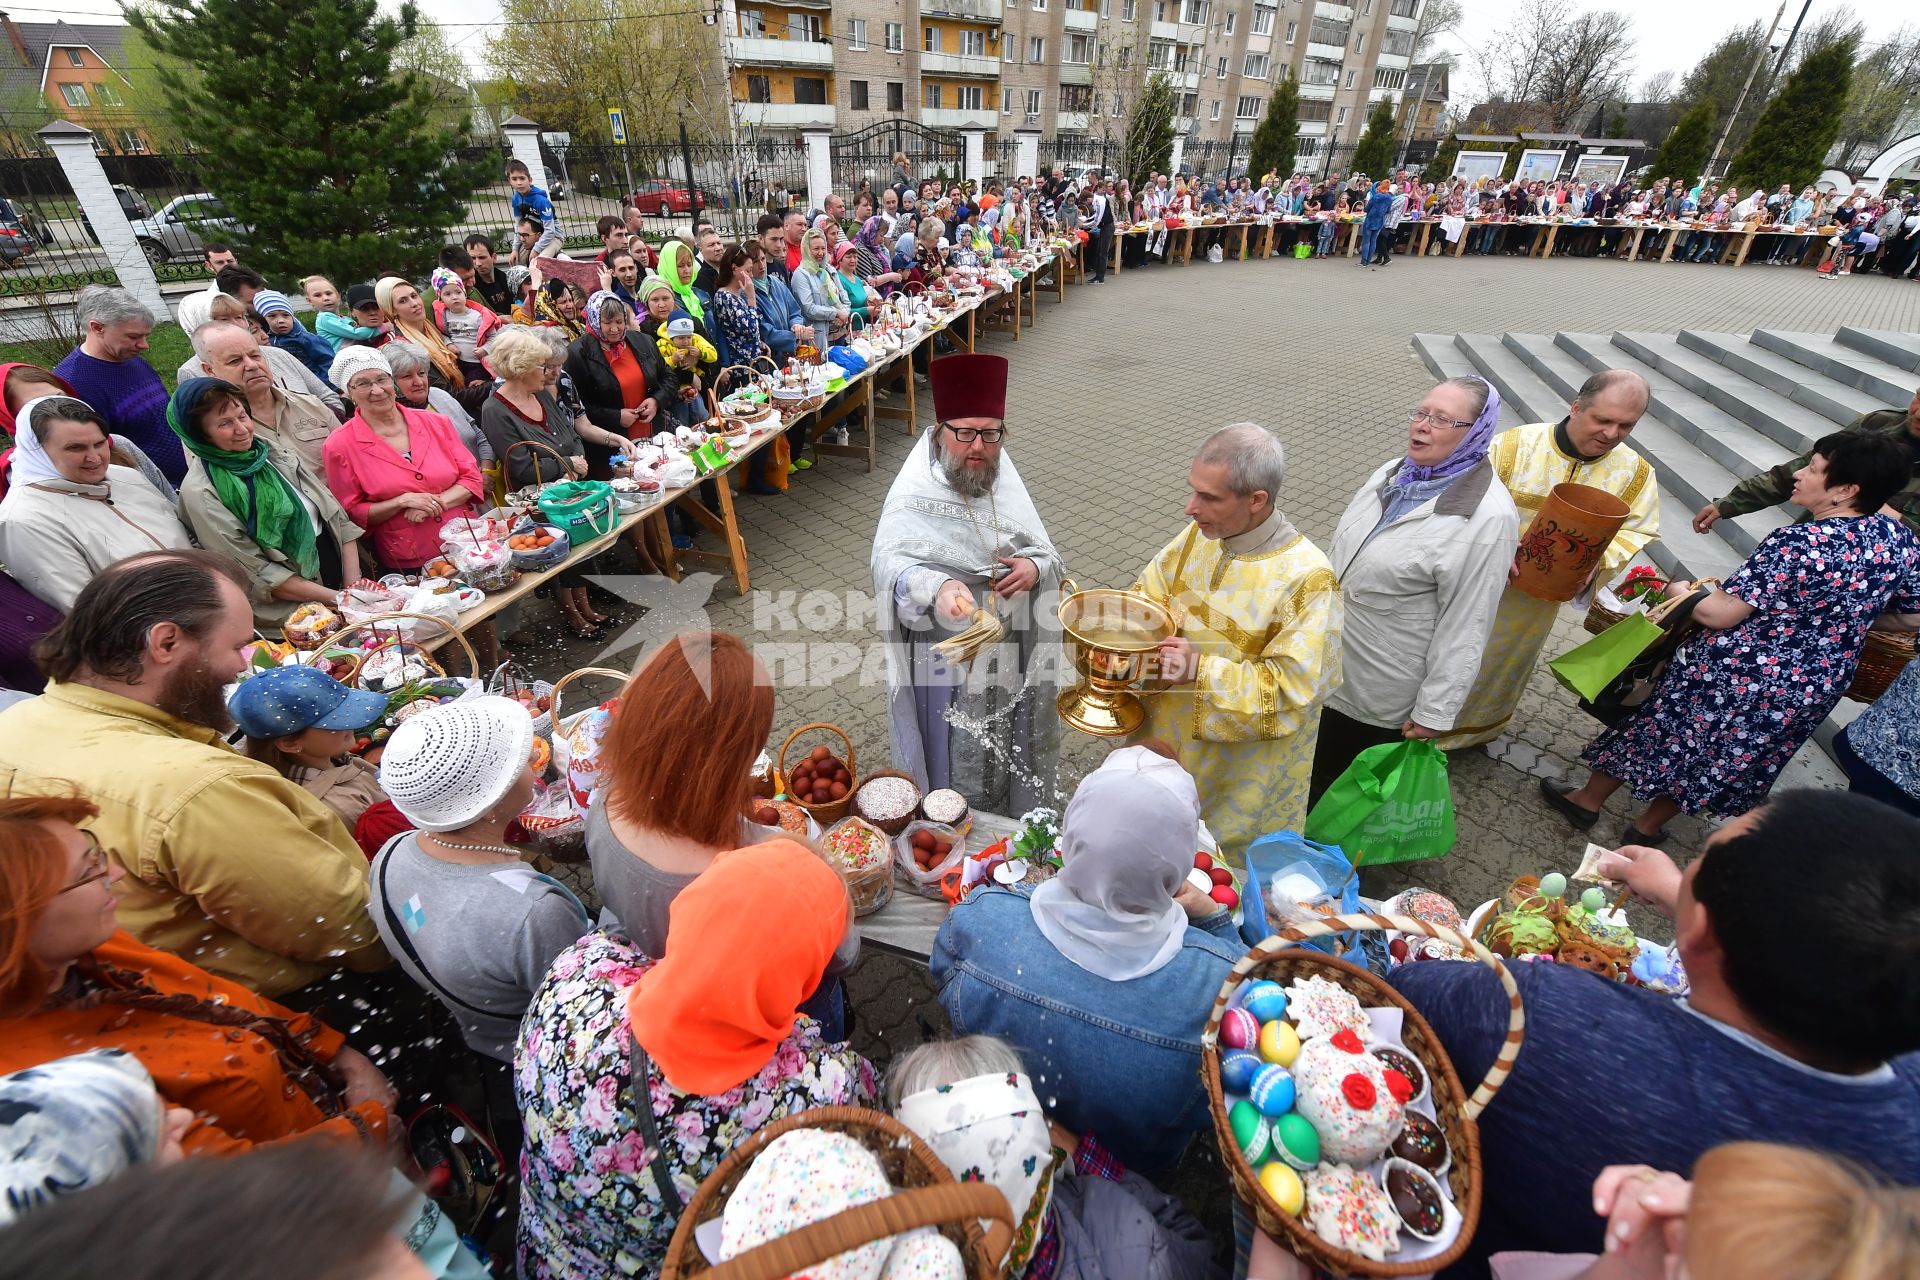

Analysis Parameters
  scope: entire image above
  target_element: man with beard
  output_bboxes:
[0,549,390,1001]
[872,354,1067,814]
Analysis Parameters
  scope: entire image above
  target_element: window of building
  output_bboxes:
[1361,0,1373,12]
[1301,58,1337,84]
[1122,0,1135,18]
[1180,0,1206,23]
[788,12,821,40]
[1243,52,1269,78]
[851,79,870,108]
[1096,40,1107,65]
[65,47,83,66]
[1033,0,1046,11]
[958,84,983,108]
[1026,88,1043,115]
[1148,39,1169,67]
[1298,136,1320,156]
[95,80,123,107]
[1382,28,1413,55]
[1003,86,1013,111]
[739,8,765,36]
[1215,55,1225,76]
[1344,68,1356,87]
[1284,19,1296,42]
[1101,0,1111,15]
[847,17,867,47]
[1118,44,1131,67]
[1067,33,1091,62]
[924,25,942,50]
[1155,0,1166,19]
[795,76,827,103]
[1252,4,1273,34]
[888,80,905,110]
[962,28,986,53]
[1308,16,1348,44]
[1389,0,1417,15]
[885,21,904,50]
[1354,31,1365,53]
[118,128,146,153]
[1298,100,1329,121]
[1209,99,1221,119]
[1028,34,1044,61]
[1224,10,1235,32]
[1061,84,1094,112]
[1113,92,1125,114]
[1180,90,1198,114]
[1334,105,1347,124]
[1005,39,1014,60]
[747,75,771,102]
[1373,67,1405,89]
[926,83,944,108]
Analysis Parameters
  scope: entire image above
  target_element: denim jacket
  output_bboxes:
[931,885,1243,1175]
[754,273,804,360]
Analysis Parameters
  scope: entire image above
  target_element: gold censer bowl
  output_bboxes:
[1055,587,1175,737]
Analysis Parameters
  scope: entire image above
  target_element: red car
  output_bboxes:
[628,180,709,217]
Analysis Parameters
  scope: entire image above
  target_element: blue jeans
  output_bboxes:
[1360,224,1382,262]
[1316,221,1336,254]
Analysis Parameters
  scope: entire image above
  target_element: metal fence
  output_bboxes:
[832,120,964,199]
[0,153,120,298]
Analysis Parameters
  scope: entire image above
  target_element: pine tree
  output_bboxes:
[1248,78,1300,181]
[128,0,489,287]
[1427,133,1461,181]
[1727,37,1858,191]
[1125,74,1178,184]
[1652,99,1716,186]
[1351,99,1398,178]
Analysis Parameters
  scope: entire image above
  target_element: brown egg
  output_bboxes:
[829,781,848,800]
[810,745,832,763]
[755,805,778,826]
[834,766,851,784]
[911,830,935,851]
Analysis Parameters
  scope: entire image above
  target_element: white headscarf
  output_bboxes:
[895,1072,1057,1274]
[8,395,78,486]
[1029,745,1201,981]
[0,1049,165,1226]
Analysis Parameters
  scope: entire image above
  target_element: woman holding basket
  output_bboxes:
[320,347,483,574]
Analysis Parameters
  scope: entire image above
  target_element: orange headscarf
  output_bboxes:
[626,839,848,1095]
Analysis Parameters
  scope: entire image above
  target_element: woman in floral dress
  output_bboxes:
[515,840,876,1279]
[1544,431,1920,843]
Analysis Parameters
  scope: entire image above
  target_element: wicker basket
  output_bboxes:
[488,661,556,738]
[1583,596,1628,635]
[306,611,480,685]
[530,665,632,863]
[777,721,858,826]
[660,1107,1014,1280]
[1203,912,1526,1278]
[1845,629,1917,703]
[850,767,923,836]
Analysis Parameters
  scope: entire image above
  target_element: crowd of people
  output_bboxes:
[0,158,1917,1280]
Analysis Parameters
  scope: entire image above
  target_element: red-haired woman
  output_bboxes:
[583,632,858,1037]
[0,792,396,1155]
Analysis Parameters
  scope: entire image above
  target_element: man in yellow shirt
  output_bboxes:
[0,550,389,1000]
[1134,423,1342,856]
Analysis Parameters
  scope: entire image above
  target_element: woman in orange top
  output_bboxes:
[0,792,395,1155]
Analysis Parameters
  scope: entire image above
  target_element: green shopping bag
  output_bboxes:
[536,480,617,539]
[1293,243,1312,259]
[1303,739,1455,865]
[1546,611,1664,702]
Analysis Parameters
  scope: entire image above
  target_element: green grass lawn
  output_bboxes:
[0,322,196,391]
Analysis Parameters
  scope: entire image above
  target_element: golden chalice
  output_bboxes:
[1055,587,1175,737]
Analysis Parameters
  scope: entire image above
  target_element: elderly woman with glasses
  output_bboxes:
[321,346,484,574]
[1309,376,1520,801]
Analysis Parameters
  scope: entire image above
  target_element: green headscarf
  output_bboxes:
[655,240,705,323]
[167,378,320,579]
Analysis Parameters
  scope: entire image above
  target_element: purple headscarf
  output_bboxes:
[856,216,886,251]
[1391,376,1502,489]
[582,288,629,343]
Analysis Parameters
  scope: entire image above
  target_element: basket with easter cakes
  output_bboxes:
[1205,912,1528,1275]
[1466,856,1686,994]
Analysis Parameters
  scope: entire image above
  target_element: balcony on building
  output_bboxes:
[1296,81,1335,100]
[920,0,1004,24]
[1314,2,1354,20]
[1367,86,1400,104]
[923,106,997,128]
[1063,6,1098,30]
[1176,69,1200,90]
[1058,62,1093,85]
[921,49,1002,77]
[735,101,839,127]
[1296,118,1327,135]
[1306,41,1343,62]
[1374,51,1409,69]
[1150,20,1178,39]
[727,35,835,67]
[1055,110,1091,131]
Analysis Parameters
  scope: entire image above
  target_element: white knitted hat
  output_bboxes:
[378,695,535,832]
[328,344,392,394]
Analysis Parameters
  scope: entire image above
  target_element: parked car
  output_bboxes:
[0,197,40,264]
[627,179,708,217]
[80,184,155,244]
[129,192,247,266]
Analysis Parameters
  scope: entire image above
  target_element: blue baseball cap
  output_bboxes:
[228,664,388,740]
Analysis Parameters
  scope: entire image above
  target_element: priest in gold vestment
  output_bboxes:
[1436,370,1661,751]
[1133,424,1341,856]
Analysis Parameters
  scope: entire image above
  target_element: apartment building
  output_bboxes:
[719,0,1419,175]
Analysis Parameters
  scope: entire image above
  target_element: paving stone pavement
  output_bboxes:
[527,252,1920,1076]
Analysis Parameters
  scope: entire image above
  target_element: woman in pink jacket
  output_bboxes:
[321,346,483,572]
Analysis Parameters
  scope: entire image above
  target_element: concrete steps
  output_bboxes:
[1751,330,1920,406]
[1836,327,1920,373]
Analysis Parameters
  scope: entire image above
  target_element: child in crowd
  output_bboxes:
[231,664,388,841]
[314,282,383,352]
[427,268,498,384]
[299,275,341,315]
[251,289,337,389]
[655,310,715,426]
[507,159,565,259]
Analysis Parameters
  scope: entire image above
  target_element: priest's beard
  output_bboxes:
[939,443,1000,499]
[155,654,235,733]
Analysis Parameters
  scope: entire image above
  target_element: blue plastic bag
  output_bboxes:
[827,345,868,376]
[1238,830,1364,964]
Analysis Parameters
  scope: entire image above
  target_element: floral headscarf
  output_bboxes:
[895,1072,1058,1274]
[533,279,585,340]
[582,288,629,344]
